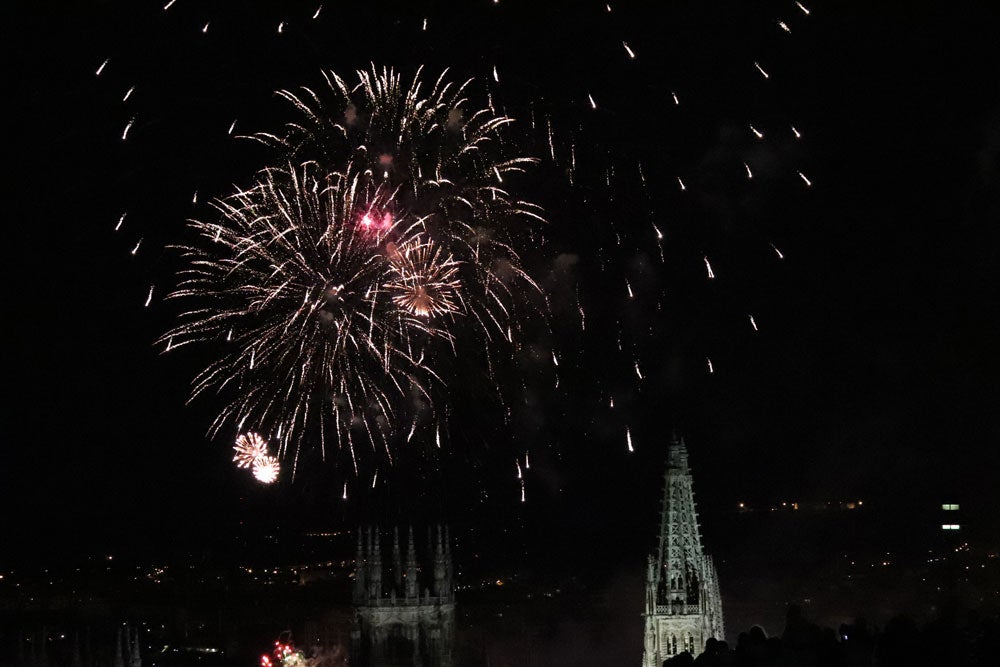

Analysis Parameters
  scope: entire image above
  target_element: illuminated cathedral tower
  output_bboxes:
[352,525,455,667]
[642,434,725,665]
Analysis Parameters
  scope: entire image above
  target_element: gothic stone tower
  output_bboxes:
[352,525,455,667]
[642,435,725,665]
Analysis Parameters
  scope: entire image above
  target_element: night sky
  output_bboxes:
[6,0,1000,589]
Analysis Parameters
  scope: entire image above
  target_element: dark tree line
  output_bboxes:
[665,605,1000,667]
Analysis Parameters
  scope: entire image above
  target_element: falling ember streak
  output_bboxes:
[312,4,323,19]
[744,162,753,179]
[792,125,802,139]
[778,21,791,33]
[606,3,612,11]
[95,58,109,76]
[796,1,811,15]
[750,124,763,139]
[754,61,770,79]
[677,177,686,191]
[672,91,680,105]
[588,93,597,109]
[201,22,210,34]
[372,470,378,488]
[634,361,643,380]
[493,65,499,82]
[192,190,198,204]
[144,285,154,307]
[520,481,526,503]
[422,18,428,31]
[115,213,126,231]
[525,451,530,469]
[749,315,759,331]
[626,281,634,298]
[798,171,812,186]
[707,357,715,374]
[122,118,134,140]
[516,460,522,479]
[551,351,559,366]
[435,426,441,448]
[770,243,785,259]
[704,255,715,279]
[130,238,142,256]
[626,427,634,452]
[277,22,285,34]
[228,120,237,135]
[623,41,636,59]
[610,396,615,408]
[122,86,135,102]
[342,482,348,500]
[547,117,555,161]
[162,0,177,10]
[652,223,663,240]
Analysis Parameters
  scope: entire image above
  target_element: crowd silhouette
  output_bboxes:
[663,605,1000,667]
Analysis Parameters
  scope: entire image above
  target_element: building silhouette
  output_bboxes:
[642,434,725,664]
[351,525,455,667]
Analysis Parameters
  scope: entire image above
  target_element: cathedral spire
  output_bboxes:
[392,526,403,592]
[354,527,368,603]
[370,527,383,600]
[113,627,124,667]
[405,525,418,599]
[666,432,689,471]
[129,626,142,667]
[445,525,454,597]
[644,433,724,665]
[656,434,702,586]
[433,524,447,597]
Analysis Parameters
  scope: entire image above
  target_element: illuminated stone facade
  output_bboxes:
[643,435,725,665]
[351,526,455,667]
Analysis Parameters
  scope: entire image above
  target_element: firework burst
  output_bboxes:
[161,67,544,474]
[252,455,281,484]
[233,431,270,468]
[385,238,461,318]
